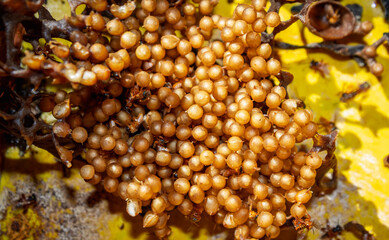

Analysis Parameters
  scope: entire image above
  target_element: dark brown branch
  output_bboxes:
[312,131,338,193]
[344,222,376,240]
[41,19,77,40]
[340,82,371,102]
[2,14,28,71]
[275,31,388,74]
[262,1,312,43]
[371,32,389,48]
[275,41,365,56]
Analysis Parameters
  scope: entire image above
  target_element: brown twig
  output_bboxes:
[275,32,388,75]
[311,130,339,193]
[340,82,371,102]
[344,222,376,240]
